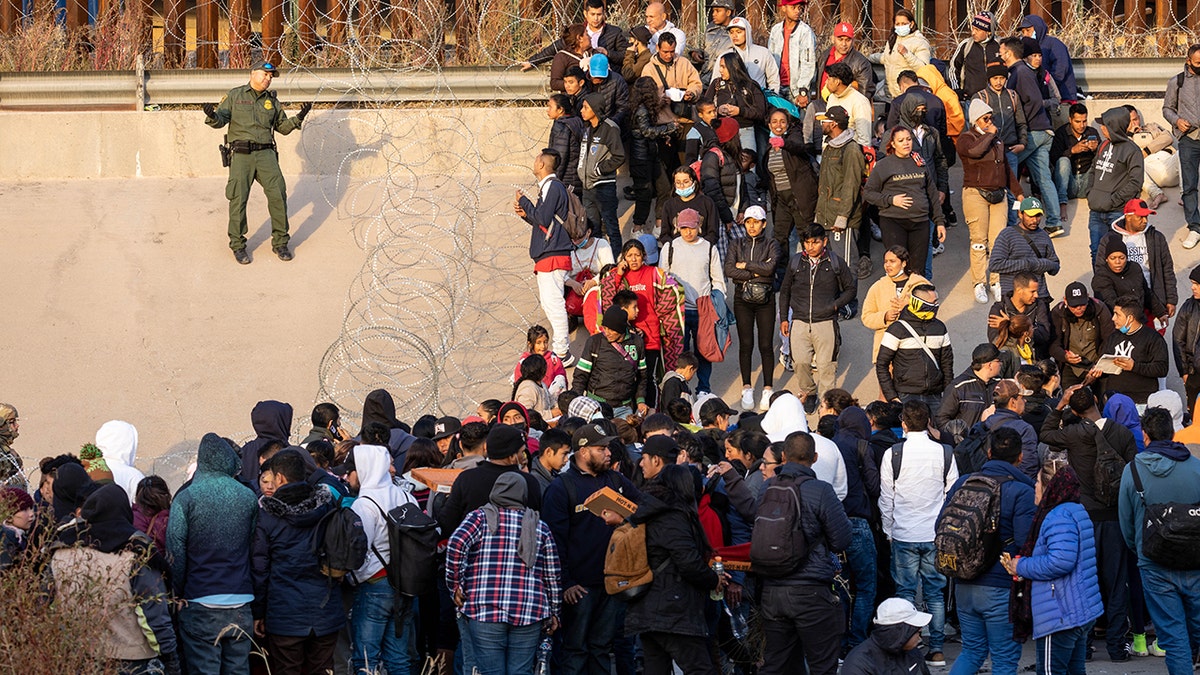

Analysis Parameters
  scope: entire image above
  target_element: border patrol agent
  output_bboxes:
[203,62,311,264]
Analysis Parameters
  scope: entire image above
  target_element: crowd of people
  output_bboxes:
[7,1,1200,675]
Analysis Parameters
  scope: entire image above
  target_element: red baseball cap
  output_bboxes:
[833,22,854,37]
[1123,198,1156,216]
[779,0,807,5]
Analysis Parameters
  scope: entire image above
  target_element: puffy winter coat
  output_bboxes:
[700,145,744,225]
[1094,224,1177,315]
[251,481,343,637]
[1172,297,1200,378]
[724,232,780,302]
[1015,501,1103,639]
[548,114,586,192]
[624,491,718,637]
[875,309,954,399]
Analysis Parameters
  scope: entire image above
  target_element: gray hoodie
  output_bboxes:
[1087,107,1144,213]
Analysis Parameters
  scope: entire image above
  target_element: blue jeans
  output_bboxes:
[1139,562,1200,675]
[350,581,415,675]
[1035,621,1092,675]
[924,221,935,279]
[1006,150,1020,228]
[844,517,877,649]
[949,584,1022,675]
[177,602,253,675]
[583,182,621,252]
[560,586,621,675]
[1052,157,1093,204]
[1182,135,1200,231]
[890,540,946,652]
[1087,209,1122,262]
[682,308,713,393]
[462,618,544,675]
[1016,129,1062,230]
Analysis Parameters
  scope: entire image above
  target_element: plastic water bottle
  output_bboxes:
[710,556,725,601]
[536,635,553,675]
[724,601,748,641]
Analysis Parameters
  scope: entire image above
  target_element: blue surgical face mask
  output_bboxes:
[1118,318,1131,334]
[676,184,696,198]
[576,238,590,249]
[894,24,911,37]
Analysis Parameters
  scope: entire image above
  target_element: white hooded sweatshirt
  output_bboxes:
[95,420,146,504]
[759,393,848,499]
[349,444,417,583]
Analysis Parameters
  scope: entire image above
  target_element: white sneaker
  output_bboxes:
[991,282,1002,302]
[741,387,755,411]
[760,387,774,412]
[974,283,991,304]
[932,242,945,256]
[1185,230,1200,249]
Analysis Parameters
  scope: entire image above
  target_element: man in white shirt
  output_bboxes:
[879,399,958,666]
[823,61,872,146]
[644,1,686,54]
[727,17,779,91]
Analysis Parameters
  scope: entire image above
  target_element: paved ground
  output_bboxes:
[3,163,1199,498]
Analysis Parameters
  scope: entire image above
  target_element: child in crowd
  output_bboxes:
[132,475,171,555]
[0,487,34,571]
[684,98,719,165]
[661,351,699,405]
[740,148,769,211]
[511,325,569,397]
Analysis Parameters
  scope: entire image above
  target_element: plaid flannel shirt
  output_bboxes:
[445,507,562,626]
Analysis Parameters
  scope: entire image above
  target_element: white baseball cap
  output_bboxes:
[728,17,750,31]
[744,205,767,222]
[874,598,932,627]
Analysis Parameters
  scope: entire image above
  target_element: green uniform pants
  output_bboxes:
[226,148,290,251]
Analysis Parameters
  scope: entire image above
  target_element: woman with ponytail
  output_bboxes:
[861,245,929,360]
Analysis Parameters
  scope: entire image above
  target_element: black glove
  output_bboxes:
[202,103,216,119]
[297,102,313,121]
[160,650,182,675]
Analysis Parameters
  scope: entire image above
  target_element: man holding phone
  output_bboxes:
[1164,44,1200,248]
[1049,102,1101,212]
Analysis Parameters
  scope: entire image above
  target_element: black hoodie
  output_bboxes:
[240,400,294,481]
[358,389,416,470]
[841,622,931,675]
[1087,108,1144,213]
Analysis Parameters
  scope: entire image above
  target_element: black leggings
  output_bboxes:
[879,215,930,283]
[734,295,777,387]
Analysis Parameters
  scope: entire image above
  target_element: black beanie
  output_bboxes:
[1104,238,1128,258]
[486,424,526,460]
[1190,265,1200,285]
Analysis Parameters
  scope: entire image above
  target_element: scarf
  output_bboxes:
[481,472,539,568]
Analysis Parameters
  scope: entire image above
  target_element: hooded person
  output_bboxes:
[345,443,419,675]
[1146,390,1185,433]
[916,64,965,142]
[358,389,417,470]
[1087,107,1145,260]
[240,400,294,482]
[50,483,181,673]
[727,17,780,91]
[897,95,950,199]
[0,403,24,490]
[1019,15,1076,102]
[830,405,882,647]
[841,597,933,675]
[759,393,849,499]
[1103,392,1146,454]
[1093,199,1177,324]
[167,433,258,668]
[95,420,146,504]
[52,461,98,524]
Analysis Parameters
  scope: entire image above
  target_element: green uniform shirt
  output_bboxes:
[206,84,302,143]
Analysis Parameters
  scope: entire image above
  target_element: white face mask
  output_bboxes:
[894,24,911,37]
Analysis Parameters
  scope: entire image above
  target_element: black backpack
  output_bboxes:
[363,498,442,597]
[314,504,369,580]
[750,473,811,577]
[1092,423,1127,508]
[952,424,990,475]
[934,473,1012,580]
[1129,461,1200,570]
[891,440,955,484]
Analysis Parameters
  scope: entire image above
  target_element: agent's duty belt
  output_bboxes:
[229,140,276,153]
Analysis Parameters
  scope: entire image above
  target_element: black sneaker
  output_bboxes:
[802,396,818,415]
[233,248,251,265]
[856,255,872,279]
[274,246,294,261]
[1045,225,1065,238]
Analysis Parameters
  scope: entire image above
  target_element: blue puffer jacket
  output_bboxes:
[1015,501,1104,639]
[944,460,1036,588]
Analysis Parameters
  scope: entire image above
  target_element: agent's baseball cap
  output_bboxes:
[252,62,277,73]
[1064,281,1089,307]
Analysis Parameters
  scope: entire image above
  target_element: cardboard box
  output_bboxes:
[411,468,463,494]
[582,486,638,519]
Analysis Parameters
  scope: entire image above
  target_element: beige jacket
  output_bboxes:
[861,272,931,359]
[642,55,703,100]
